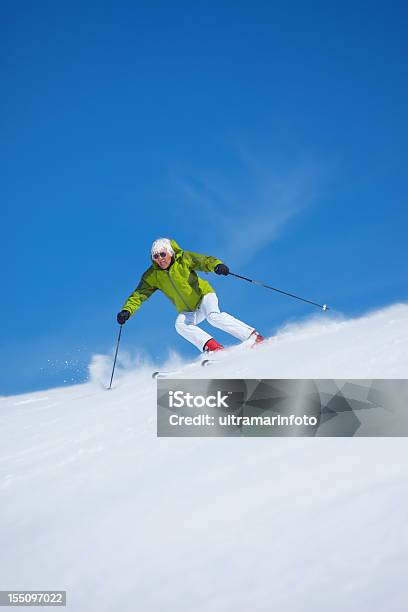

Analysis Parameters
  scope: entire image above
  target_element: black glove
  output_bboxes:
[214,263,229,276]
[117,310,130,325]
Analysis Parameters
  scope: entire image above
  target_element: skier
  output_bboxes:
[116,238,264,353]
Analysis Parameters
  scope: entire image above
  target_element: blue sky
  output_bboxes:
[2,1,407,395]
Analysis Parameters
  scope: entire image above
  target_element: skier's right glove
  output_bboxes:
[117,310,130,325]
[214,263,230,276]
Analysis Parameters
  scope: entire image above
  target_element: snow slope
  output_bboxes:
[1,303,408,611]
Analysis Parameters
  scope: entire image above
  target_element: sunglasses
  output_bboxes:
[153,251,168,260]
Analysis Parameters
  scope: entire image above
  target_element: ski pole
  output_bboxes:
[229,272,329,311]
[108,325,123,390]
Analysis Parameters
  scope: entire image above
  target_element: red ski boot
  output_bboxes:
[203,339,224,353]
[250,330,265,347]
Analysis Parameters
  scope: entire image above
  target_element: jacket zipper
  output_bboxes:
[166,269,191,311]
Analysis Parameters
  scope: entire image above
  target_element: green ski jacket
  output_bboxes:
[122,239,222,316]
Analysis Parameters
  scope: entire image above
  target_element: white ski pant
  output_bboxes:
[175,292,254,351]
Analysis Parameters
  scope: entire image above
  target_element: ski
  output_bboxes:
[152,339,269,378]
[201,358,217,367]
[152,370,177,379]
[152,355,206,379]
[153,356,219,378]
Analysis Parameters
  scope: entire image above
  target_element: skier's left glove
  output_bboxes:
[214,263,229,276]
[117,310,130,325]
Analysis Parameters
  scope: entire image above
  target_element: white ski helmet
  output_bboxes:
[151,237,174,258]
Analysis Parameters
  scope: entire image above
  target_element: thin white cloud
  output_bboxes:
[169,151,325,265]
